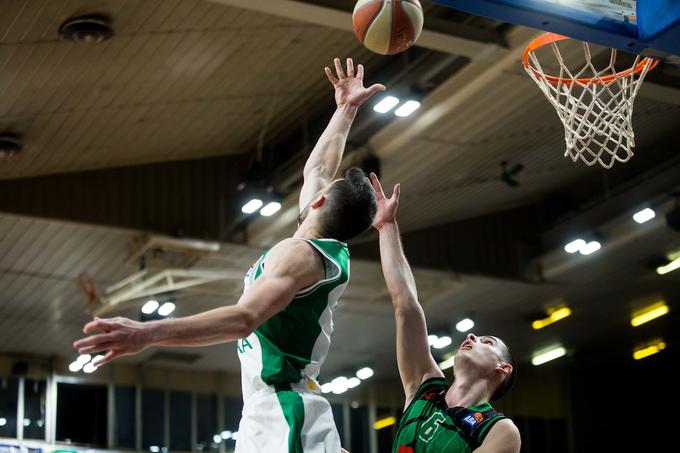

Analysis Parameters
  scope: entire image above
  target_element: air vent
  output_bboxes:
[59,14,114,44]
[0,132,22,159]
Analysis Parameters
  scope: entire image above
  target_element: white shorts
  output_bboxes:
[235,384,341,453]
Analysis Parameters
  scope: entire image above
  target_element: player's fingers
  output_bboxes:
[92,350,118,367]
[74,332,115,350]
[334,58,345,79]
[357,64,364,81]
[369,172,385,196]
[83,317,114,334]
[324,67,338,85]
[393,183,401,201]
[346,58,354,78]
[367,84,386,95]
[76,341,114,355]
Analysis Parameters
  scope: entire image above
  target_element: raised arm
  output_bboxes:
[299,58,385,211]
[74,240,322,366]
[371,174,444,404]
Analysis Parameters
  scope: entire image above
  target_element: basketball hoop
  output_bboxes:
[523,33,658,169]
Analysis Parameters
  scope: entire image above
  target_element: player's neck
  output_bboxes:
[293,222,324,239]
[444,374,493,409]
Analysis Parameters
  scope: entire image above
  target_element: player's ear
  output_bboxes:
[310,193,326,209]
[497,362,512,378]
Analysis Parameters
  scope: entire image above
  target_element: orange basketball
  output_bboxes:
[353,0,424,55]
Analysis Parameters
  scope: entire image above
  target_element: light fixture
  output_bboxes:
[633,341,665,360]
[149,446,160,453]
[433,336,452,349]
[212,434,222,444]
[373,96,400,113]
[455,318,474,332]
[427,335,438,346]
[346,377,361,389]
[69,361,84,373]
[564,239,586,254]
[331,376,348,394]
[532,307,572,330]
[230,432,238,441]
[394,100,421,117]
[374,416,397,430]
[531,346,566,366]
[633,208,655,224]
[142,299,159,314]
[83,362,98,374]
[158,302,176,317]
[77,354,92,364]
[0,417,6,426]
[356,367,374,380]
[631,302,669,327]
[657,257,680,275]
[221,431,232,440]
[438,354,456,370]
[579,241,601,256]
[23,419,30,427]
[241,199,263,214]
[320,383,333,394]
[260,201,282,217]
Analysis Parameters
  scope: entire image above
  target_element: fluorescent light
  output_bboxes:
[374,416,397,430]
[230,432,238,441]
[158,302,176,316]
[395,100,421,117]
[142,299,159,314]
[631,302,669,327]
[320,383,333,394]
[455,318,474,332]
[260,201,282,217]
[633,208,655,224]
[0,418,6,426]
[356,367,374,380]
[221,431,232,439]
[241,199,263,214]
[564,239,586,254]
[657,257,680,275]
[633,341,665,360]
[531,346,566,366]
[346,377,361,389]
[331,376,348,394]
[150,446,160,453]
[69,361,84,373]
[83,362,98,374]
[579,241,601,255]
[438,355,456,370]
[213,434,222,443]
[77,354,92,364]
[433,336,452,349]
[532,307,572,330]
[23,419,30,427]
[427,335,438,346]
[373,96,400,113]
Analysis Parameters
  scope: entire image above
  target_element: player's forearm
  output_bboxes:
[378,222,419,309]
[303,104,358,180]
[144,305,256,348]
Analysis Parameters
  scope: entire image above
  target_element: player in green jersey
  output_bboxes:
[74,58,385,453]
[370,173,521,453]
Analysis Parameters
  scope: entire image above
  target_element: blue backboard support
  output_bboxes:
[431,0,680,60]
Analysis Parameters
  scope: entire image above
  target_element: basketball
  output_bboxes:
[353,0,424,55]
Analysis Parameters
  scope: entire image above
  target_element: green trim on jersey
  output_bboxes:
[251,239,350,386]
[275,384,305,453]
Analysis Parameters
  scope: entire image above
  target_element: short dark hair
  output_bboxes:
[317,167,377,241]
[491,342,517,401]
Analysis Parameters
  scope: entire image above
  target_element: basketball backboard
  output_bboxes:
[432,0,680,62]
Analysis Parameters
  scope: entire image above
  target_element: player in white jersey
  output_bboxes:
[74,58,384,452]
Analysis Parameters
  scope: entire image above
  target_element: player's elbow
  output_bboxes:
[233,308,258,338]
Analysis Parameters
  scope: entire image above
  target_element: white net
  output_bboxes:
[524,35,657,169]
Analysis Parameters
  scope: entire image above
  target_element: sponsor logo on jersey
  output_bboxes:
[462,414,478,427]
[474,412,484,423]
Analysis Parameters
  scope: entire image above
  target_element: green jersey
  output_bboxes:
[393,378,507,453]
[237,238,350,401]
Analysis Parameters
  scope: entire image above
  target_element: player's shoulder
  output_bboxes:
[482,418,520,448]
[265,238,324,275]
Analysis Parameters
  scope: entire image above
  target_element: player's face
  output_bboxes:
[454,333,507,377]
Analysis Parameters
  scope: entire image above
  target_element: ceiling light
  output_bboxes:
[564,239,586,254]
[213,434,222,443]
[374,416,397,430]
[0,418,6,427]
[321,383,333,394]
[455,318,474,332]
[331,376,348,394]
[221,431,232,439]
[631,302,669,327]
[141,299,159,314]
[633,208,655,224]
[150,446,160,453]
[260,201,282,217]
[373,96,400,113]
[532,307,572,330]
[158,302,176,317]
[531,346,566,366]
[59,14,113,44]
[427,335,438,346]
[83,362,98,374]
[433,336,452,349]
[230,432,238,441]
[346,377,361,389]
[657,257,680,275]
[395,100,421,117]
[633,341,665,360]
[241,199,263,214]
[77,354,92,364]
[23,419,30,427]
[69,361,84,373]
[579,241,601,255]
[438,354,456,370]
[356,367,374,380]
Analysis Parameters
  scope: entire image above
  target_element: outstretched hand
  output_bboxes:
[325,57,385,108]
[370,172,400,230]
[73,317,151,367]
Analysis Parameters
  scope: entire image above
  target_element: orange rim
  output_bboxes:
[522,32,658,86]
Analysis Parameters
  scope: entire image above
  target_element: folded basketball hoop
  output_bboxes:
[523,33,658,169]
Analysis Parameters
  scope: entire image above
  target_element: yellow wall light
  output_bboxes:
[633,341,666,360]
[657,257,680,275]
[374,416,397,430]
[631,302,669,327]
[532,307,572,330]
